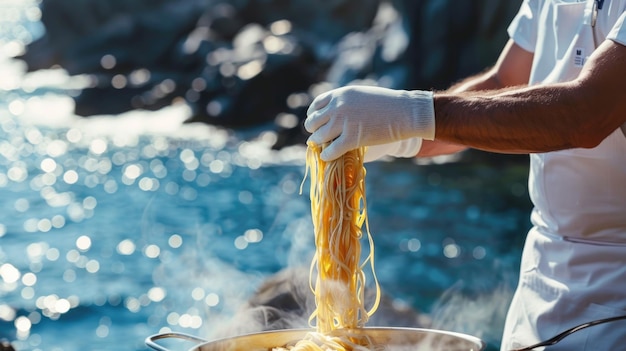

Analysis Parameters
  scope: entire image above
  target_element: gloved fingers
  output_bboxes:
[304,109,328,135]
[304,92,333,132]
[304,108,330,135]
[320,133,353,162]
[307,91,332,113]
[306,117,341,146]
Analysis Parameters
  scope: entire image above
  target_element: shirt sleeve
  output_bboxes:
[507,0,541,53]
[607,10,626,46]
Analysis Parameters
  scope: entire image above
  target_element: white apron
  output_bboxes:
[501,0,626,350]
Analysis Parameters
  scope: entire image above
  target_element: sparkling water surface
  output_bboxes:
[0,2,530,350]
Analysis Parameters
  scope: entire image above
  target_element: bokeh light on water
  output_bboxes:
[0,2,530,351]
[0,104,311,350]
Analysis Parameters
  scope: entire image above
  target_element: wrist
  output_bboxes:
[407,90,436,140]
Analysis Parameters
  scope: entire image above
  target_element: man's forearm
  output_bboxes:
[433,82,612,153]
[417,68,511,157]
[432,39,626,154]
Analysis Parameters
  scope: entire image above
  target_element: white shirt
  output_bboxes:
[501,1,626,350]
[510,0,626,244]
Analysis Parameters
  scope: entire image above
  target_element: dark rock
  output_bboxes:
[19,0,179,72]
[73,79,180,117]
[186,30,319,128]
[271,107,310,150]
[0,340,15,351]
[273,0,521,149]
[235,0,380,45]
[18,0,523,153]
[397,0,520,89]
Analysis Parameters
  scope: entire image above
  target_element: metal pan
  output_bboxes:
[146,327,486,351]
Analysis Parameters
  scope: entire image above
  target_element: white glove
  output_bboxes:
[363,137,423,162]
[305,85,435,161]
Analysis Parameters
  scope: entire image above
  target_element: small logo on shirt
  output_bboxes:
[574,47,586,67]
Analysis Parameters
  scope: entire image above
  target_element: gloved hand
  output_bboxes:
[363,137,423,163]
[305,85,435,161]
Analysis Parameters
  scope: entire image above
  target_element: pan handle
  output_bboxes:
[145,332,208,351]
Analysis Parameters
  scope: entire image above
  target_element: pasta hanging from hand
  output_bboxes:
[279,143,380,351]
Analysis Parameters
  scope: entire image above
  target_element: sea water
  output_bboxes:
[0,2,530,350]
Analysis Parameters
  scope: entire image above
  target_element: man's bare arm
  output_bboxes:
[433,39,626,154]
[418,40,533,157]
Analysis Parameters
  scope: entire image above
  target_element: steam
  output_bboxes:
[209,266,430,340]
[429,280,514,347]
[210,267,314,339]
[207,263,515,350]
